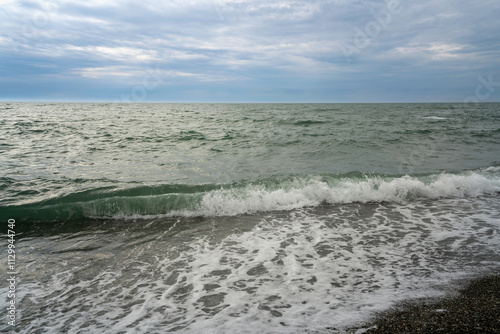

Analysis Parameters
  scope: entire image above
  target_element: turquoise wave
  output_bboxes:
[2,168,499,224]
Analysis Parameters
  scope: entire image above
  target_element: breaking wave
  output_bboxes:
[2,167,499,223]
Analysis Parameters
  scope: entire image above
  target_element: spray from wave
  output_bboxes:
[3,168,499,223]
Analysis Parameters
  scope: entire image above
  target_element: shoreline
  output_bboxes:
[347,273,500,333]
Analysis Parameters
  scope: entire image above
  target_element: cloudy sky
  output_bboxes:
[1,0,499,102]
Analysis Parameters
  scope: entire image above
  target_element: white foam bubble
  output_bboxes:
[420,116,448,120]
[13,194,500,333]
[187,172,500,217]
[99,170,500,221]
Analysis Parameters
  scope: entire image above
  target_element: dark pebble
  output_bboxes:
[347,274,500,334]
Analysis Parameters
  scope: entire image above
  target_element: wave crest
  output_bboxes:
[195,171,499,216]
[2,169,499,223]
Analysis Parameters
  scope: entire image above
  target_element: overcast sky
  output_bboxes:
[1,0,499,102]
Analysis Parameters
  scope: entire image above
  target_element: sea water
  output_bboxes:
[0,103,499,333]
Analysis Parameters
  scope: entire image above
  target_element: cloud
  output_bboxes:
[64,45,161,63]
[74,66,141,79]
[74,65,233,83]
[1,0,500,102]
[394,43,465,60]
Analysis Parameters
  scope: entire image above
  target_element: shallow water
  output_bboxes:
[3,195,498,333]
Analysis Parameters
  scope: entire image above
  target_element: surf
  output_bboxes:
[3,168,499,223]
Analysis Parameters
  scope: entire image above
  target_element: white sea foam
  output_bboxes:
[102,170,500,221]
[8,194,500,333]
[176,171,500,218]
[420,116,448,120]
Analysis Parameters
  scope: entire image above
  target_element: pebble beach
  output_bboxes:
[353,273,500,333]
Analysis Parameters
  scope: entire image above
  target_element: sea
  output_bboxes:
[1,102,499,333]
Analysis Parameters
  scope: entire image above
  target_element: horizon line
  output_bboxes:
[2,100,500,104]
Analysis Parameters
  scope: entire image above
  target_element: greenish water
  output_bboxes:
[0,103,499,333]
[1,103,499,223]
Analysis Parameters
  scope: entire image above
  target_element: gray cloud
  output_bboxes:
[1,0,499,102]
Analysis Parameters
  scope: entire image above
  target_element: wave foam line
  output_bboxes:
[3,169,499,222]
[190,172,500,217]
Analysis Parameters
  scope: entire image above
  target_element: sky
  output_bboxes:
[1,0,500,103]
